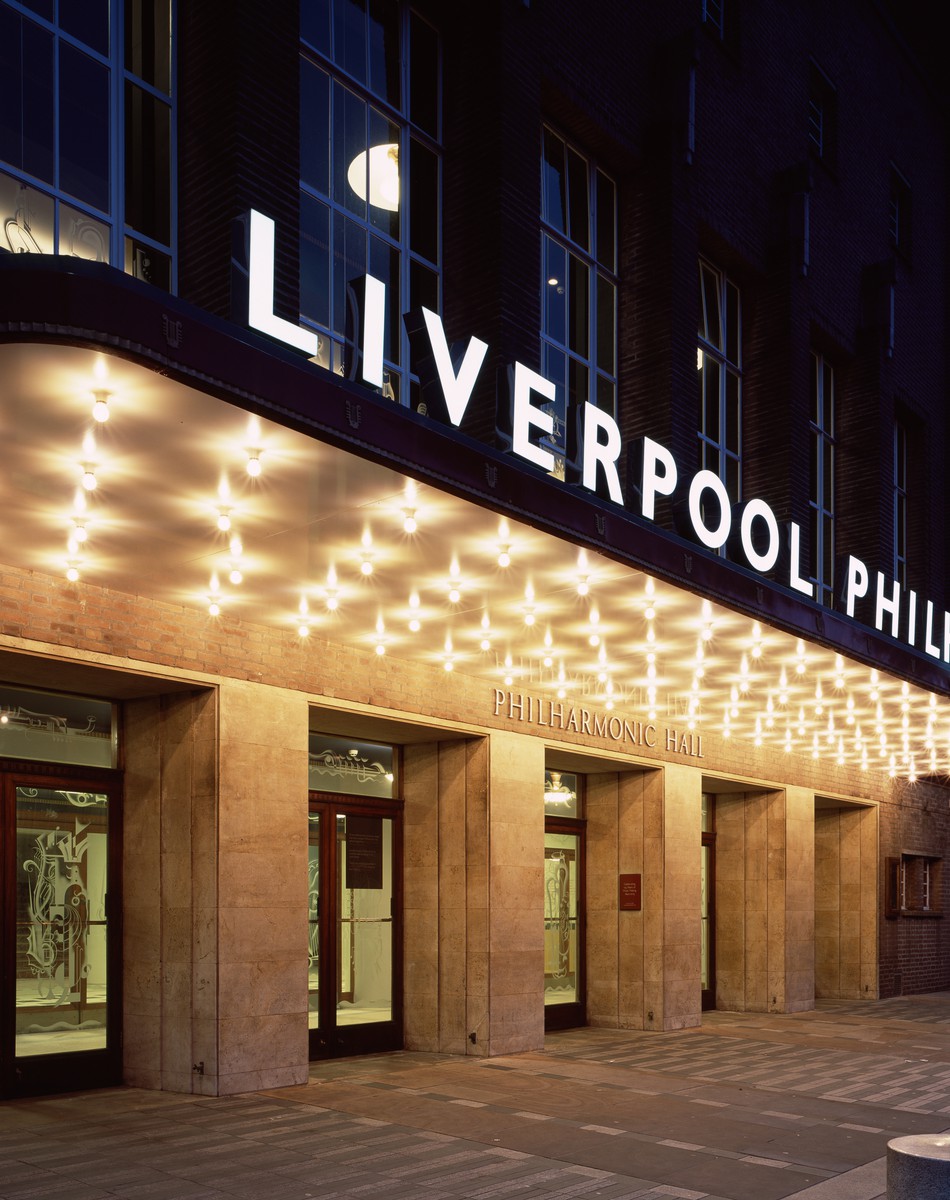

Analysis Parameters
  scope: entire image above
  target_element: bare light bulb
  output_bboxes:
[91,390,110,422]
[246,453,262,478]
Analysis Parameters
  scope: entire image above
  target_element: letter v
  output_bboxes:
[418,307,488,427]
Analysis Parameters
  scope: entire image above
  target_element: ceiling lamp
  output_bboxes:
[347,143,400,212]
[91,389,111,423]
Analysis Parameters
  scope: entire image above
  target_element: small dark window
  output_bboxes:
[889,166,912,261]
[808,62,836,172]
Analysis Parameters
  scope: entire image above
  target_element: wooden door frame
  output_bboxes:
[308,791,404,1059]
[1,759,123,1099]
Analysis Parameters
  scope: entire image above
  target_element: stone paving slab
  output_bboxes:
[4,996,950,1198]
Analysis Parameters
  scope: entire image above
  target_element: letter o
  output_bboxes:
[688,470,731,549]
[740,498,780,572]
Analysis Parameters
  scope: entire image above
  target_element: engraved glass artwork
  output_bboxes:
[0,685,115,768]
[544,831,579,1005]
[308,733,394,797]
[308,812,320,1030]
[15,787,109,1057]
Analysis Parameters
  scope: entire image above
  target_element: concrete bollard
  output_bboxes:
[887,1134,950,1198]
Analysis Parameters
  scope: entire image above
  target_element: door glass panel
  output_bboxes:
[544,831,579,1006]
[15,786,108,1057]
[337,813,392,1025]
[308,812,320,1030]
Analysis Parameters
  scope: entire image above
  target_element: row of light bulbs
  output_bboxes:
[59,385,947,781]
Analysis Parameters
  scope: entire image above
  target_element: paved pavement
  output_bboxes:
[5,994,950,1199]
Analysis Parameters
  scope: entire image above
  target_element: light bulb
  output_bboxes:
[81,468,97,491]
[298,623,310,637]
[246,453,262,478]
[66,565,80,582]
[91,390,110,422]
[208,602,221,616]
[498,547,511,567]
[361,558,373,575]
[217,509,231,532]
[403,510,417,533]
[229,569,243,585]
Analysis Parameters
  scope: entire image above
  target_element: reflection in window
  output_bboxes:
[697,259,742,507]
[540,126,617,474]
[809,352,835,607]
[0,1,175,287]
[300,2,441,407]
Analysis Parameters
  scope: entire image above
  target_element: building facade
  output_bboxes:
[1,0,949,1099]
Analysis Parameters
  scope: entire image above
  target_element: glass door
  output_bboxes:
[544,816,585,1031]
[1,770,122,1098]
[308,795,402,1058]
[701,793,716,1011]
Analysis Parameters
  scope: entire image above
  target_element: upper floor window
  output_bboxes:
[540,126,617,472]
[894,418,907,588]
[808,62,836,171]
[809,352,835,607]
[701,0,724,36]
[0,1,175,288]
[889,166,912,261]
[299,0,440,408]
[697,259,741,504]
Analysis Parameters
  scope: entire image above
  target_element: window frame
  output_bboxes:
[894,418,907,589]
[298,2,442,409]
[808,351,836,607]
[0,0,176,289]
[539,124,618,471]
[697,258,742,505]
[808,61,837,173]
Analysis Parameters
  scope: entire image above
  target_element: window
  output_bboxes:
[894,418,907,589]
[0,1,175,288]
[889,166,912,261]
[701,0,724,37]
[697,259,741,504]
[900,854,941,914]
[808,62,836,171]
[540,126,617,473]
[809,353,835,607]
[299,1,440,407]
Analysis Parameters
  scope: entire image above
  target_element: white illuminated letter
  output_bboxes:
[361,274,386,387]
[639,437,678,520]
[924,600,941,658]
[687,470,731,549]
[739,499,779,572]
[420,308,488,426]
[843,555,869,618]
[874,572,901,638]
[247,210,319,355]
[511,363,556,471]
[581,403,624,504]
[787,522,813,596]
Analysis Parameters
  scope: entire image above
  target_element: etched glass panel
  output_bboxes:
[15,787,109,1057]
[308,812,320,1030]
[308,733,394,797]
[544,831,579,1006]
[0,686,115,768]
